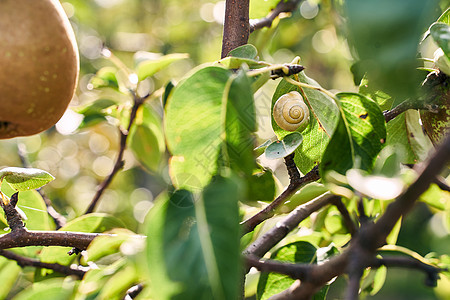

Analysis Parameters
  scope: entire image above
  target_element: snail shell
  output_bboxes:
[273,91,310,131]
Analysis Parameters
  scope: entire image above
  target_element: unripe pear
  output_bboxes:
[0,0,79,138]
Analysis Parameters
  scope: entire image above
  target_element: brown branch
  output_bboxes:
[221,0,250,58]
[241,163,320,235]
[85,92,147,214]
[250,0,301,33]
[245,254,310,281]
[0,229,105,250]
[0,249,87,279]
[373,256,443,287]
[332,197,358,236]
[243,193,338,259]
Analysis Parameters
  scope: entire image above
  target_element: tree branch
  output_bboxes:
[85,92,147,214]
[0,249,87,279]
[250,0,301,33]
[243,193,338,259]
[373,256,443,287]
[241,163,320,235]
[245,254,310,281]
[383,99,425,122]
[221,0,250,58]
[0,230,105,250]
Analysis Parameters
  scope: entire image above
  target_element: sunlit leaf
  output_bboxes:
[0,167,54,192]
[89,66,119,90]
[129,104,165,172]
[265,132,303,159]
[135,53,189,81]
[146,176,241,300]
[430,23,450,58]
[75,98,118,129]
[13,277,75,300]
[165,67,256,191]
[0,257,21,299]
[272,74,339,173]
[227,44,258,59]
[1,183,54,231]
[321,93,386,176]
[257,241,330,300]
[39,214,125,265]
[346,169,404,200]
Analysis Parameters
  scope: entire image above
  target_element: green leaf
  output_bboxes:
[146,176,241,300]
[227,44,258,59]
[89,66,119,90]
[0,256,21,299]
[265,132,303,159]
[321,93,386,176]
[0,167,54,192]
[135,53,189,81]
[257,241,330,300]
[39,213,125,265]
[129,104,165,172]
[75,98,118,129]
[215,56,267,69]
[1,183,54,231]
[81,228,140,263]
[75,258,127,299]
[165,66,256,191]
[98,265,139,300]
[13,278,75,300]
[431,22,450,58]
[272,74,339,173]
[437,7,450,25]
[345,0,438,99]
[244,170,276,203]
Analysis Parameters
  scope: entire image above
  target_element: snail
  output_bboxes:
[273,91,310,131]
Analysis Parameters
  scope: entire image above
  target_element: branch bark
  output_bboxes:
[221,0,250,58]
[241,164,320,235]
[0,249,87,279]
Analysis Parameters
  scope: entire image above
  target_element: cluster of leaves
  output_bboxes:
[0,1,449,300]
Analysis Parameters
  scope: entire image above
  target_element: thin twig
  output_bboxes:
[373,256,443,287]
[85,92,147,214]
[250,0,301,33]
[0,249,87,279]
[221,0,250,58]
[241,164,320,235]
[383,99,425,123]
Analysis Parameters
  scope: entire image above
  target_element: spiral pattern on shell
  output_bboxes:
[273,91,310,131]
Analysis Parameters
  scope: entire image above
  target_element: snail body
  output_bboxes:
[273,91,310,132]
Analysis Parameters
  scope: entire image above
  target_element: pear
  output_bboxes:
[0,0,79,138]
